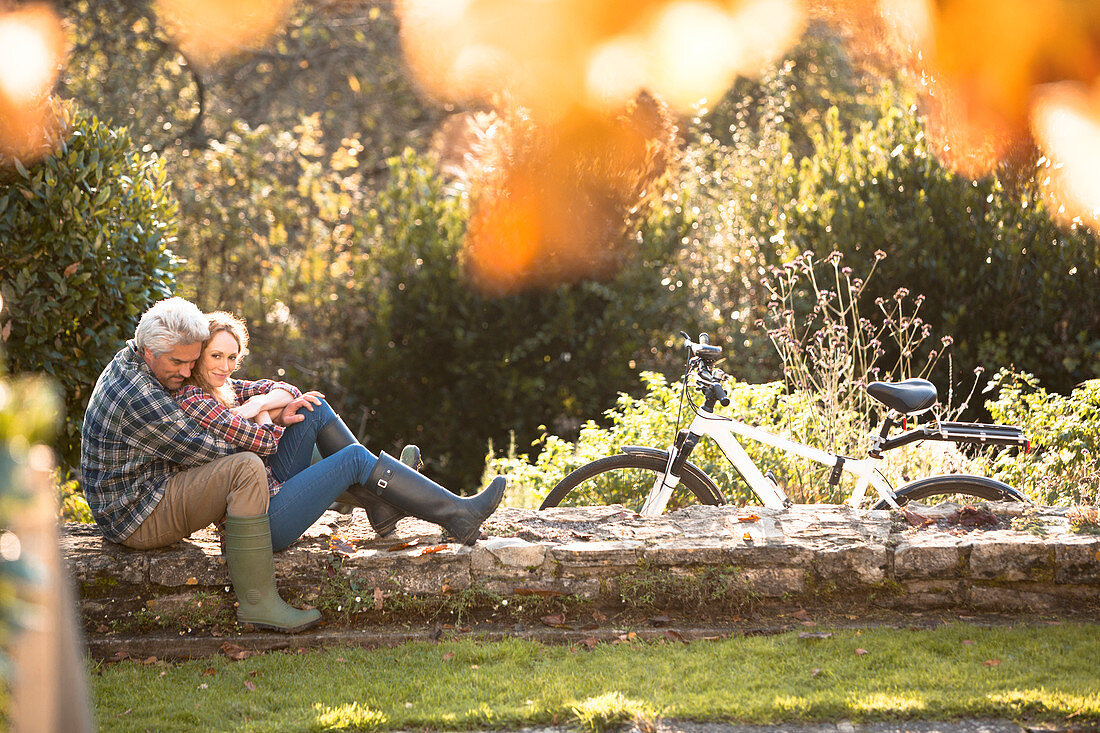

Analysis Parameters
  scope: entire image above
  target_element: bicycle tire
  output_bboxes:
[871,474,1028,510]
[539,452,724,512]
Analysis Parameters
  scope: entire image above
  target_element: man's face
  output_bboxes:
[143,342,202,391]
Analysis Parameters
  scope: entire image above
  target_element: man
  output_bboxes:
[81,297,320,632]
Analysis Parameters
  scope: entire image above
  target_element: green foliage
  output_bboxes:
[984,371,1100,505]
[495,252,988,508]
[336,150,696,489]
[57,473,93,523]
[783,98,1100,396]
[0,109,177,473]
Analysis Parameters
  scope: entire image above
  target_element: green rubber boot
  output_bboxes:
[224,515,322,633]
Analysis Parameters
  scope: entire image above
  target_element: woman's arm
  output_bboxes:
[231,378,303,420]
[175,386,283,455]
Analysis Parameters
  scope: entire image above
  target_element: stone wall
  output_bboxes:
[63,502,1100,650]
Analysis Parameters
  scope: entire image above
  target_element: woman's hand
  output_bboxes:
[274,391,324,426]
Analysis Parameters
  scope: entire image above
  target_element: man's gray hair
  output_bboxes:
[134,297,210,356]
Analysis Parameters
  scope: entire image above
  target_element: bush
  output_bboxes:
[783,99,1100,396]
[984,371,1100,505]
[0,108,177,473]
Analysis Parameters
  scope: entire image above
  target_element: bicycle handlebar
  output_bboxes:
[680,332,730,407]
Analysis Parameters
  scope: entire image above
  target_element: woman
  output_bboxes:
[175,312,506,630]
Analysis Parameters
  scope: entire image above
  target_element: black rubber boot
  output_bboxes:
[316,418,408,536]
[347,452,506,546]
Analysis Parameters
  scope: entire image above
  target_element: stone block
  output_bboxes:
[969,584,1059,611]
[893,537,963,579]
[739,566,806,596]
[1053,536,1100,583]
[550,541,643,567]
[641,539,740,565]
[811,544,886,584]
[470,538,549,572]
[967,534,1052,581]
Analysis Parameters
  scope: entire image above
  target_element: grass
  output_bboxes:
[91,623,1100,732]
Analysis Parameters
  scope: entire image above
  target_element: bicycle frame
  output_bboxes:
[639,405,898,516]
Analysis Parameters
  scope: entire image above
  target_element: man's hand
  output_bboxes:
[274,391,324,426]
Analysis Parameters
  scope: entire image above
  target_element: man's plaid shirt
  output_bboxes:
[81,341,241,543]
[174,379,302,496]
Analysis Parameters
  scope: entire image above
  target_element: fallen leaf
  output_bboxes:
[141,656,158,664]
[665,629,688,644]
[387,539,420,551]
[202,667,217,676]
[159,670,167,677]
[243,680,256,691]
[109,651,131,663]
[374,587,384,610]
[791,609,813,621]
[419,544,448,555]
[800,620,817,627]
[185,577,198,585]
[592,610,607,623]
[963,639,975,645]
[329,534,356,556]
[738,514,760,522]
[513,587,564,597]
[798,632,833,640]
[116,708,132,716]
[96,624,109,633]
[335,658,346,663]
[811,667,821,677]
[582,637,599,649]
[854,648,868,656]
[443,652,455,661]
[900,507,934,527]
[984,659,1002,667]
[220,642,254,661]
[541,613,566,627]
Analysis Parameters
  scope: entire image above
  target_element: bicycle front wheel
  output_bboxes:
[872,474,1028,510]
[539,453,724,513]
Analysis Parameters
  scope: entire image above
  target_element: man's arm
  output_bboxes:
[125,388,237,467]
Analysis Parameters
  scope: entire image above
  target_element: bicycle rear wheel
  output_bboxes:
[539,453,724,513]
[872,474,1028,510]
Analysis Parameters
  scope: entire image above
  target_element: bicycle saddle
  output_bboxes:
[866,378,938,414]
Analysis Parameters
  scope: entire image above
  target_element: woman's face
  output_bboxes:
[198,330,240,389]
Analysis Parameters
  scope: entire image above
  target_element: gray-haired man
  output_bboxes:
[81,297,319,632]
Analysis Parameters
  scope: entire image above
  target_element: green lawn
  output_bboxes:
[91,623,1100,732]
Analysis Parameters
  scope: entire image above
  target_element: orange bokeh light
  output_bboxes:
[153,0,294,66]
[0,4,67,162]
[1031,81,1100,228]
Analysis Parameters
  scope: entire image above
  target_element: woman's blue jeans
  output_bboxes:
[266,399,377,551]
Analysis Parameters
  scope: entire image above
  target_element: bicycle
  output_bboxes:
[539,333,1031,514]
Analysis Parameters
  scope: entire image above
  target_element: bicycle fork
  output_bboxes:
[639,430,694,516]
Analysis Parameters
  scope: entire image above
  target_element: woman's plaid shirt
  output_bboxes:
[174,379,302,497]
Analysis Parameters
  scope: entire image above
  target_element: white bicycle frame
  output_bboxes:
[639,405,899,516]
